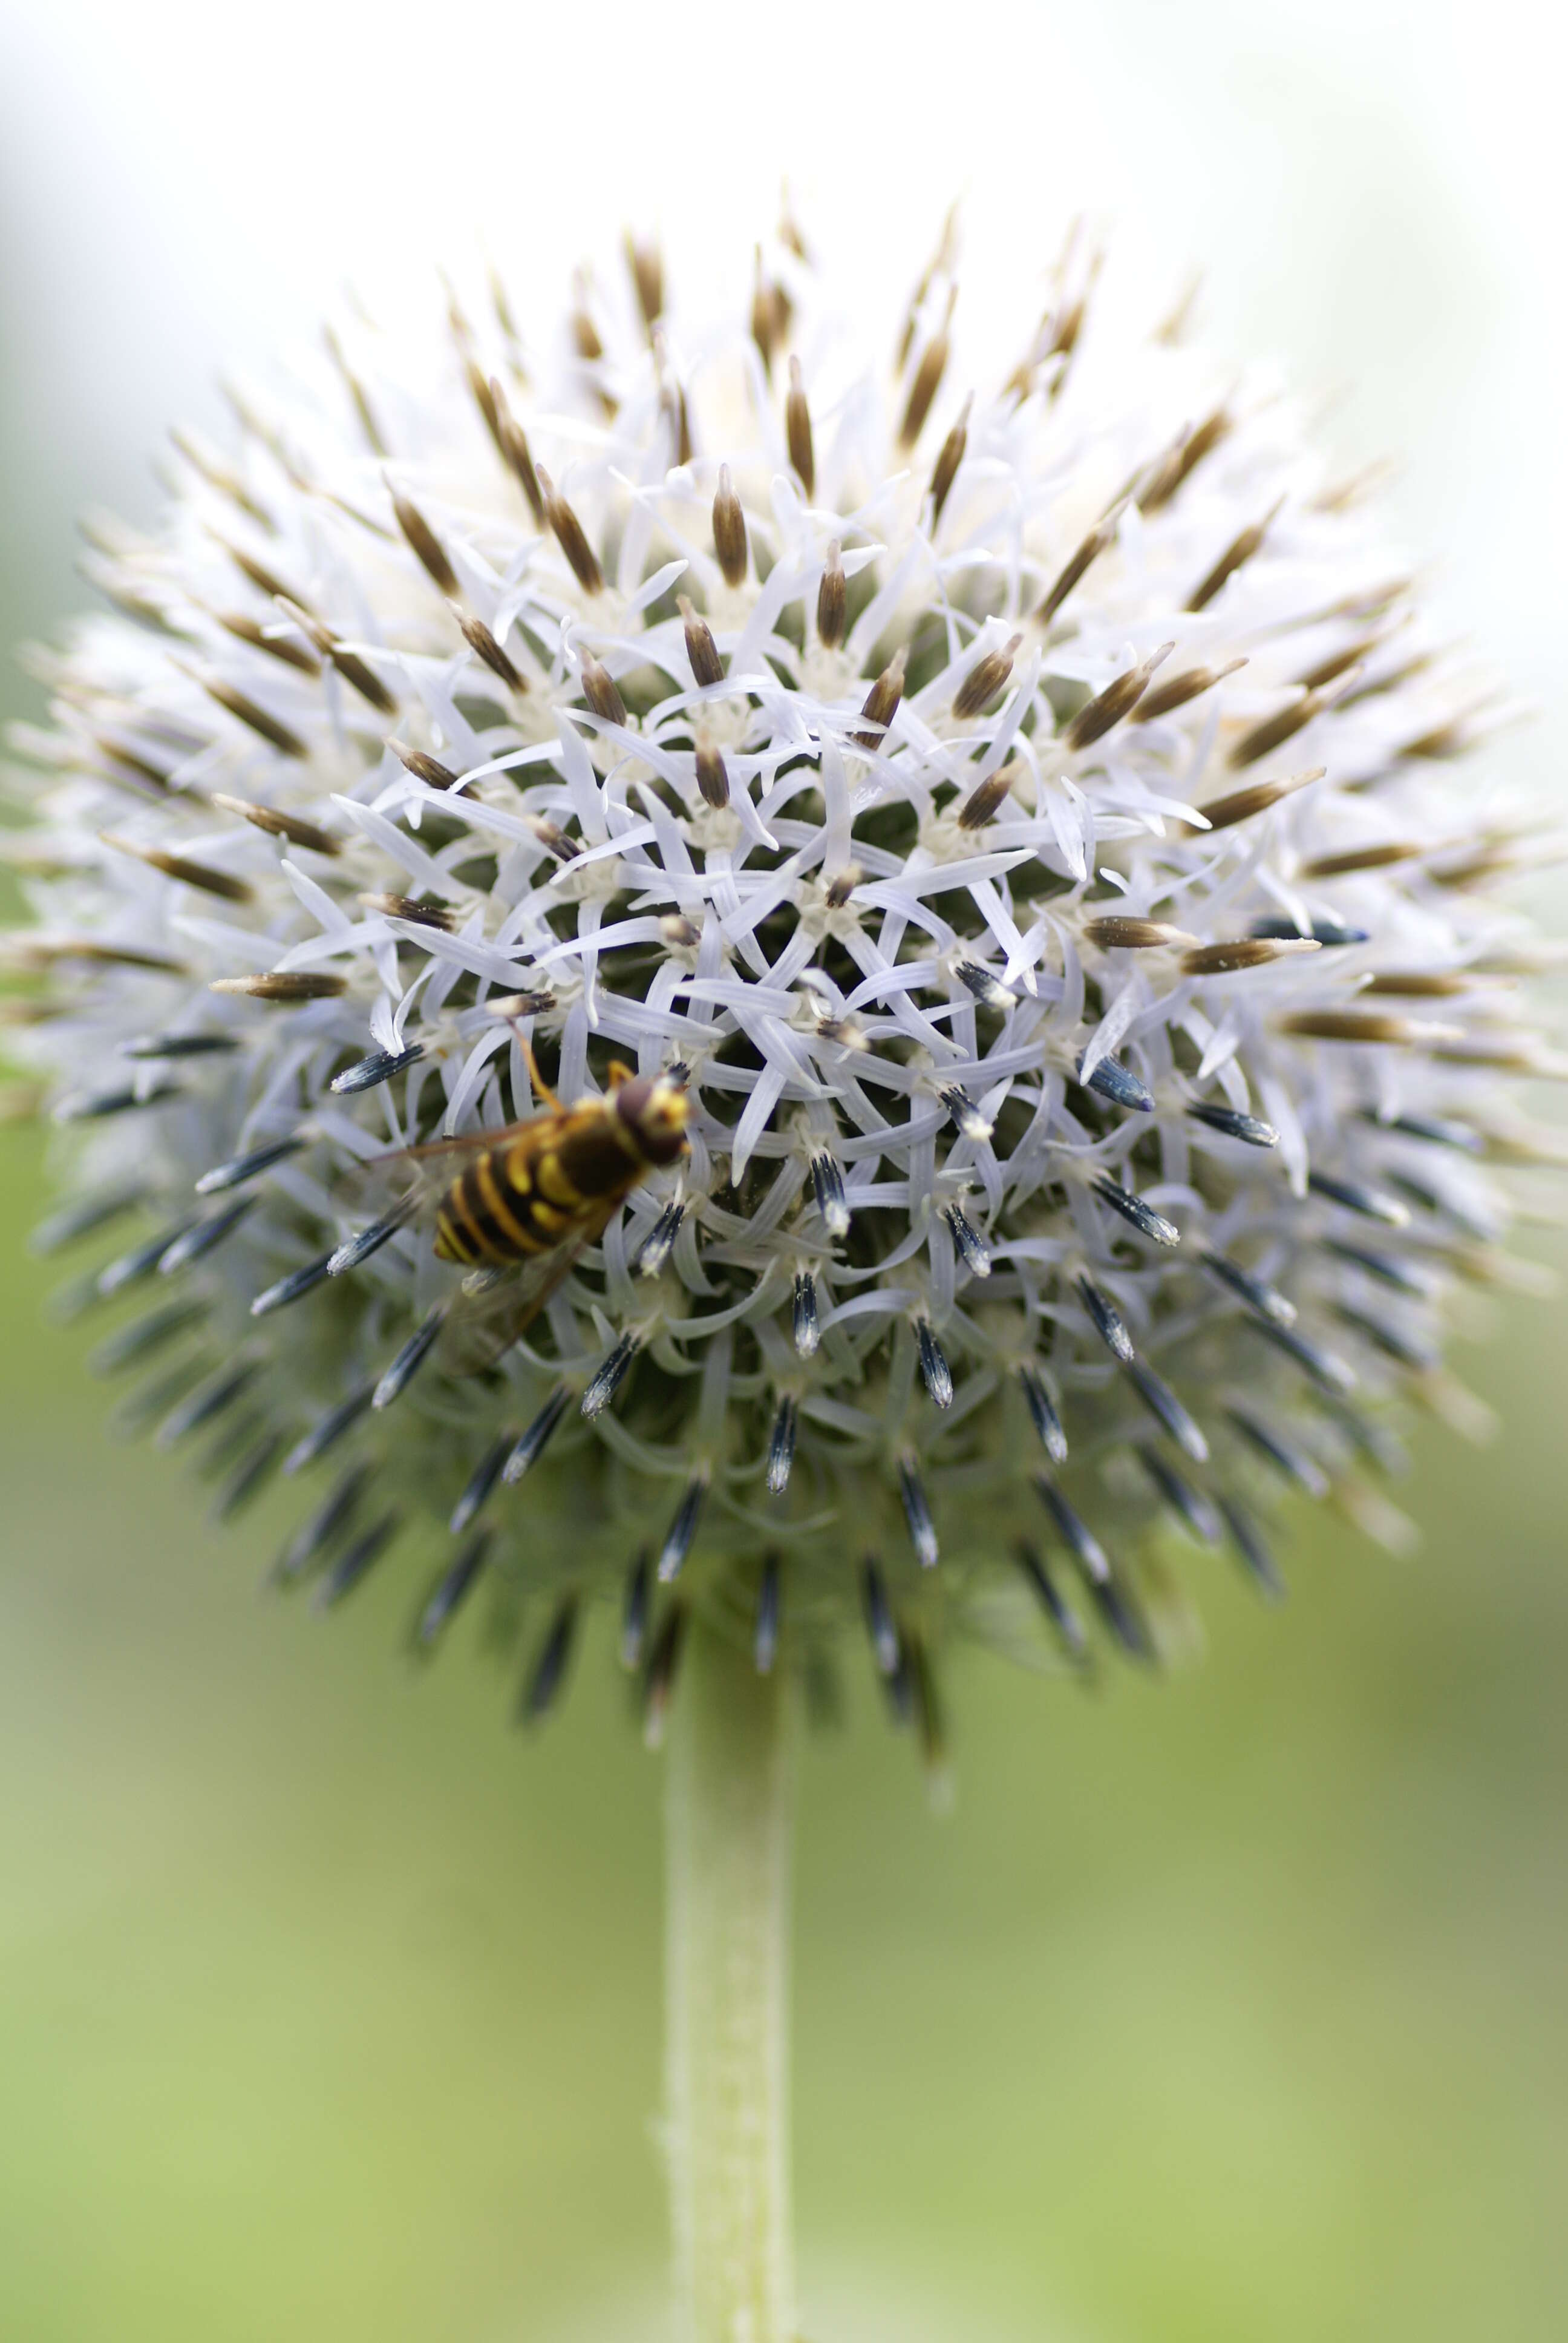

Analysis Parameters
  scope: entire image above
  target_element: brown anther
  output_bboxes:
[525,816,575,862]
[1181,400,1232,476]
[895,264,934,377]
[79,572,184,638]
[1446,1248,1558,1296]
[1429,845,1533,890]
[580,656,628,729]
[713,465,748,587]
[898,288,954,449]
[99,833,253,905]
[661,374,693,468]
[572,284,604,363]
[1048,294,1086,366]
[1277,1009,1464,1047]
[771,275,795,345]
[1336,647,1439,709]
[1037,509,1120,625]
[1187,499,1282,613]
[825,863,862,909]
[1004,307,1048,402]
[816,540,847,649]
[360,893,456,932]
[169,426,273,531]
[927,395,971,527]
[267,596,332,657]
[4,937,186,975]
[1132,655,1249,724]
[778,192,808,261]
[1081,917,1193,950]
[487,377,546,523]
[212,793,340,854]
[192,672,307,759]
[440,274,475,346]
[1138,404,1232,513]
[678,596,724,689]
[385,739,460,791]
[956,761,1021,828]
[451,604,526,693]
[1432,1037,1566,1072]
[465,356,500,449]
[536,468,604,595]
[661,914,702,948]
[209,532,309,611]
[1331,576,1415,625]
[1226,686,1334,770]
[386,483,460,598]
[275,596,399,715]
[218,381,307,484]
[1131,436,1188,514]
[1470,943,1568,977]
[785,356,815,497]
[1294,631,1391,692]
[1361,972,1478,998]
[852,647,907,752]
[1490,1123,1568,1165]
[624,232,664,339]
[751,247,783,379]
[1180,937,1321,975]
[952,633,1023,721]
[210,971,348,1003]
[895,205,957,374]
[694,739,731,810]
[489,268,524,358]
[486,990,557,1021]
[1152,275,1201,346]
[1312,460,1395,514]
[1398,713,1488,762]
[1064,643,1175,750]
[214,611,321,676]
[1193,765,1324,833]
[88,733,180,793]
[1299,842,1420,879]
[324,325,387,456]
[571,275,618,418]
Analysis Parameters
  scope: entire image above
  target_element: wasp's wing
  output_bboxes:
[436,1210,613,1375]
[333,1121,532,1224]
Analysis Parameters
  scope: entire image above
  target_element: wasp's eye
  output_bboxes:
[613,1075,656,1124]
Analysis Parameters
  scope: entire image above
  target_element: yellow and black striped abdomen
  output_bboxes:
[432,1108,647,1266]
[434,1147,558,1265]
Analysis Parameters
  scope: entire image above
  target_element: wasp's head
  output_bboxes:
[615,1070,691,1165]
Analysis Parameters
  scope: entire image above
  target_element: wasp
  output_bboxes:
[346,1054,690,1364]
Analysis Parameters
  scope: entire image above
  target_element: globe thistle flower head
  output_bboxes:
[7,212,1563,1760]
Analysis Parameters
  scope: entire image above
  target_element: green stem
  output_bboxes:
[665,1611,797,2343]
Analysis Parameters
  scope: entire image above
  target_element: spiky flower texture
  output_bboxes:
[5,217,1560,1758]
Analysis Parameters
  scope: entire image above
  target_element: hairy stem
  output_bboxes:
[665,1611,796,2343]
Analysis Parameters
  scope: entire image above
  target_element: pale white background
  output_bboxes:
[1,0,1564,760]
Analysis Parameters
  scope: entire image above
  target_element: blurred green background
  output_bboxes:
[2,3,1565,2337]
[4,1133,1566,2343]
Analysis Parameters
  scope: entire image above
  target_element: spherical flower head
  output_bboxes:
[6,215,1561,1757]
